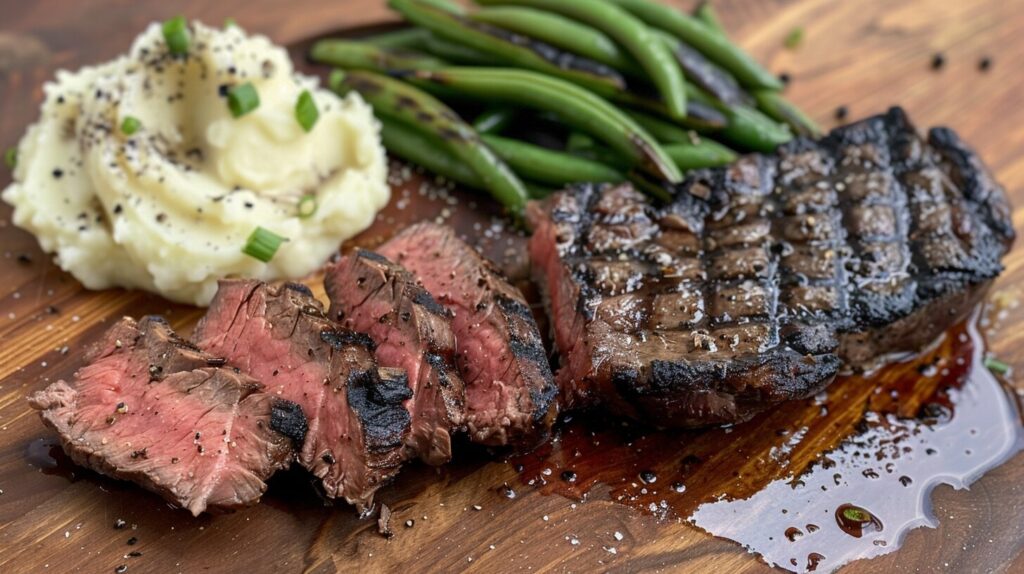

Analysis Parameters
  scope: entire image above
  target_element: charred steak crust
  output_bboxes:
[27,316,300,516]
[193,280,412,511]
[326,250,466,466]
[528,107,1013,428]
[379,223,559,448]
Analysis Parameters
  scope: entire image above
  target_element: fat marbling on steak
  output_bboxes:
[326,249,466,466]
[27,316,306,516]
[529,107,1014,427]
[193,280,413,511]
[379,223,559,448]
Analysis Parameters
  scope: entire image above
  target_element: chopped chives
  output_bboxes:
[162,16,190,57]
[227,83,260,118]
[297,194,317,218]
[783,27,804,50]
[120,116,141,136]
[4,147,16,169]
[985,356,1011,375]
[295,90,320,132]
[242,227,287,262]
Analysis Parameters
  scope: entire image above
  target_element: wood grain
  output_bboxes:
[2,1,1023,573]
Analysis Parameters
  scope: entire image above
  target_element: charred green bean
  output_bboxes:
[332,70,529,214]
[379,117,484,188]
[405,67,682,183]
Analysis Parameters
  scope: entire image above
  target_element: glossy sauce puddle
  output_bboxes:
[511,309,1023,573]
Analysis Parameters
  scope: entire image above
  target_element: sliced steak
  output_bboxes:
[326,250,465,466]
[529,107,1013,427]
[27,316,303,516]
[379,223,559,448]
[193,280,412,511]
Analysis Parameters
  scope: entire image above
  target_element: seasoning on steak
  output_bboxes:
[379,223,559,448]
[27,316,304,516]
[193,280,412,511]
[528,107,1014,427]
[326,250,465,466]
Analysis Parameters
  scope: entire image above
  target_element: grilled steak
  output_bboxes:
[27,316,304,516]
[193,280,412,511]
[529,107,1014,427]
[379,223,559,447]
[326,250,465,466]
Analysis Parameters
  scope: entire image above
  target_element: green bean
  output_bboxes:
[672,84,789,151]
[753,89,822,137]
[389,0,627,94]
[332,70,529,215]
[625,109,701,145]
[309,39,445,71]
[524,181,555,199]
[470,6,634,70]
[664,140,737,171]
[358,28,431,51]
[406,67,682,183]
[605,0,783,91]
[657,32,751,107]
[693,1,726,36]
[418,0,465,14]
[475,0,687,120]
[473,108,517,134]
[716,103,792,152]
[566,132,597,152]
[482,134,625,185]
[379,116,485,188]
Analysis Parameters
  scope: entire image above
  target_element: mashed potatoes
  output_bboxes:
[3,21,388,305]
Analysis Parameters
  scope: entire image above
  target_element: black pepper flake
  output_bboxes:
[931,52,945,70]
[218,84,230,97]
[155,213,166,223]
[128,551,142,558]
[778,72,791,86]
[979,56,992,71]
[126,537,138,546]
[835,106,849,121]
[243,201,254,209]
[52,168,64,179]
[321,452,336,465]
[114,204,123,214]
[46,305,60,315]
[16,253,32,264]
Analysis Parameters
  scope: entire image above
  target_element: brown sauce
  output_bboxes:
[511,309,1022,572]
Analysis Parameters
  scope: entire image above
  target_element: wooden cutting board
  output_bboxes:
[2,1,1023,572]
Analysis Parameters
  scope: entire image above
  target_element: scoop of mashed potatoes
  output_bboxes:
[3,21,388,305]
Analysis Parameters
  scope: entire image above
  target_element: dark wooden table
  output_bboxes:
[2,1,1023,572]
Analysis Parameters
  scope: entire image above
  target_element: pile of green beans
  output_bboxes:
[312,0,820,218]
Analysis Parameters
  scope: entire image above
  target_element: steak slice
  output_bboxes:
[326,250,465,466]
[379,223,559,448]
[27,316,303,516]
[193,280,412,511]
[529,107,1014,427]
